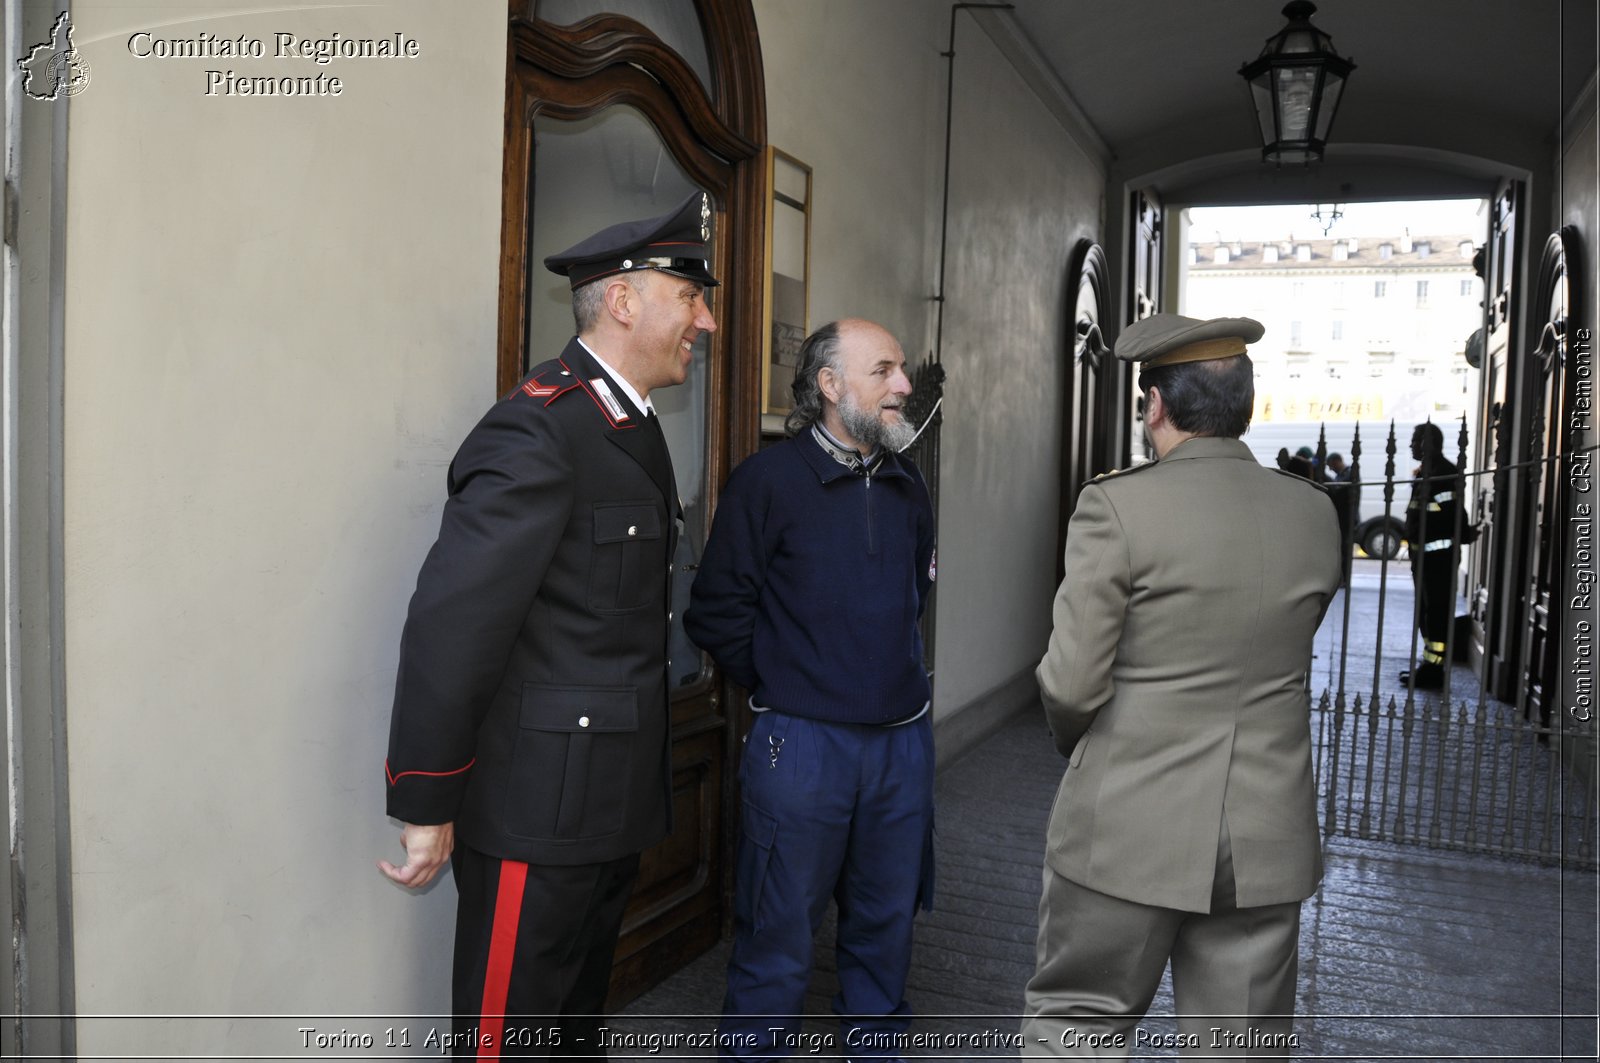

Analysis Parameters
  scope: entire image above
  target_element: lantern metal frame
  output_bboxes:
[1239,1,1356,165]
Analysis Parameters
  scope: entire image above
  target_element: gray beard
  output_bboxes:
[839,391,917,452]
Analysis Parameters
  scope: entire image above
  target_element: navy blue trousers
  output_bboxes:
[718,711,935,1062]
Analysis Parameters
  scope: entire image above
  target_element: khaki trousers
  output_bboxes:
[1020,866,1301,1061]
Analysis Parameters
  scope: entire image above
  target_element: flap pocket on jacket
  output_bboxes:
[593,502,661,544]
[519,684,637,733]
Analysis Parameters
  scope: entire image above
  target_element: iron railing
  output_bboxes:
[1301,417,1598,869]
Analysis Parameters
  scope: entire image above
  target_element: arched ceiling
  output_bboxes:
[998,0,1596,205]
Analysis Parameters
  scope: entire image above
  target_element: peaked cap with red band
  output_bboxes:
[1116,312,1265,368]
[543,191,720,289]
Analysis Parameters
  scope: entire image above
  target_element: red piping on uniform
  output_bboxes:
[478,859,529,1061]
[384,758,475,786]
[542,384,578,407]
[561,357,637,431]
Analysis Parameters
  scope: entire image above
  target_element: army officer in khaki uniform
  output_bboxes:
[1022,314,1342,1059]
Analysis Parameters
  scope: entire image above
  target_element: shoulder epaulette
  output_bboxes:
[508,363,580,406]
[1090,462,1158,484]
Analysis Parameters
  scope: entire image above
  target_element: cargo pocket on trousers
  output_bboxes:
[735,801,779,934]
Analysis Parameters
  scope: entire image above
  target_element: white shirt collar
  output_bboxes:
[577,337,654,416]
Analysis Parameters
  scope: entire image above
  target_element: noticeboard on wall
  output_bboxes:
[761,147,812,419]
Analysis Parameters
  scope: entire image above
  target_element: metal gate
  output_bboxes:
[1312,690,1596,868]
[1302,419,1598,870]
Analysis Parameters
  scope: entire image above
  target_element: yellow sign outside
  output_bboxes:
[1254,393,1385,423]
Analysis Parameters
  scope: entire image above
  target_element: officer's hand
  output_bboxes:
[378,821,454,889]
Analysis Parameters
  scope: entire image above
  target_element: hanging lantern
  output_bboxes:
[1239,1,1356,165]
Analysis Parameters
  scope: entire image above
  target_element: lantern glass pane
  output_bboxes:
[1314,73,1346,140]
[1250,78,1276,144]
[1274,66,1317,141]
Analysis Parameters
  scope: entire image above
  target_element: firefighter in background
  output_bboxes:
[1400,422,1461,690]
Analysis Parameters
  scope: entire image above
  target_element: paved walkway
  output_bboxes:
[613,560,1599,1061]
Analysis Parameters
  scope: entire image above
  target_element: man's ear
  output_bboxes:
[818,364,844,405]
[603,278,636,325]
[1144,386,1166,428]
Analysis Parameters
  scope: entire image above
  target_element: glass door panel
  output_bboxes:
[527,105,713,691]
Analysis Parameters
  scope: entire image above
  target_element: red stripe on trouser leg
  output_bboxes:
[478,859,529,1061]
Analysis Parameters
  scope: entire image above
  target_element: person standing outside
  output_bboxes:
[1023,314,1342,1059]
[380,193,718,1056]
[686,319,937,1061]
[1399,422,1461,690]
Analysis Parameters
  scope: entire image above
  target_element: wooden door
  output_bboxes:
[1518,228,1581,723]
[1472,181,1524,701]
[497,1,765,1004]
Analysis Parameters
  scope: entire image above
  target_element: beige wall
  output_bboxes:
[754,0,946,350]
[928,17,1104,719]
[61,0,505,1053]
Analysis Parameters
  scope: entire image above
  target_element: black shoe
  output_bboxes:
[1398,664,1445,690]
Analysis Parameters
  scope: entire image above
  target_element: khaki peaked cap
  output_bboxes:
[1115,313,1265,368]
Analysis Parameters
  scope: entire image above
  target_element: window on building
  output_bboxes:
[1333,243,1349,261]
[1296,244,1312,262]
[1416,280,1429,306]
[1291,281,1305,299]
[1374,280,1387,297]
[1379,243,1393,259]
[1460,279,1473,296]
[1290,321,1303,348]
[1332,320,1343,340]
[1458,240,1474,258]
[1416,242,1431,258]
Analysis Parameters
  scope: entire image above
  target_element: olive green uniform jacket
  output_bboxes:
[1037,436,1342,913]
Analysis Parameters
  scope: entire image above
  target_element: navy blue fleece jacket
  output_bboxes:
[684,430,936,724]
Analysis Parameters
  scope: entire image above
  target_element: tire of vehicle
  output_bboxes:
[1359,519,1403,560]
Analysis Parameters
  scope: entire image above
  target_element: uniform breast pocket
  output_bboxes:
[505,684,637,841]
[588,501,663,614]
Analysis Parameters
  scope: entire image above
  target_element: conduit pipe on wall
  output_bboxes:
[933,2,1014,366]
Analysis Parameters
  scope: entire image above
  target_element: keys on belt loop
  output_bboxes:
[768,735,784,768]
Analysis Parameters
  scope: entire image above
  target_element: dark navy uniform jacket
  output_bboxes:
[385,338,678,866]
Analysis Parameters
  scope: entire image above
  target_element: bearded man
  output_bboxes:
[686,318,937,1062]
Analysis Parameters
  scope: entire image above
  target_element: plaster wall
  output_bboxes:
[58,1,504,1053]
[752,0,946,351]
[929,18,1103,717]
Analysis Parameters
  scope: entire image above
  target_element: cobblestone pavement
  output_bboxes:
[614,560,1599,1061]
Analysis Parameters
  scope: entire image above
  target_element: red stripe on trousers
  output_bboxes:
[478,859,529,1061]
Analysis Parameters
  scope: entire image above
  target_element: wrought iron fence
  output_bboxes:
[1302,417,1598,869]
[1312,690,1596,868]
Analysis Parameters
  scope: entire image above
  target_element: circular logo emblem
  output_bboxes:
[46,50,91,97]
